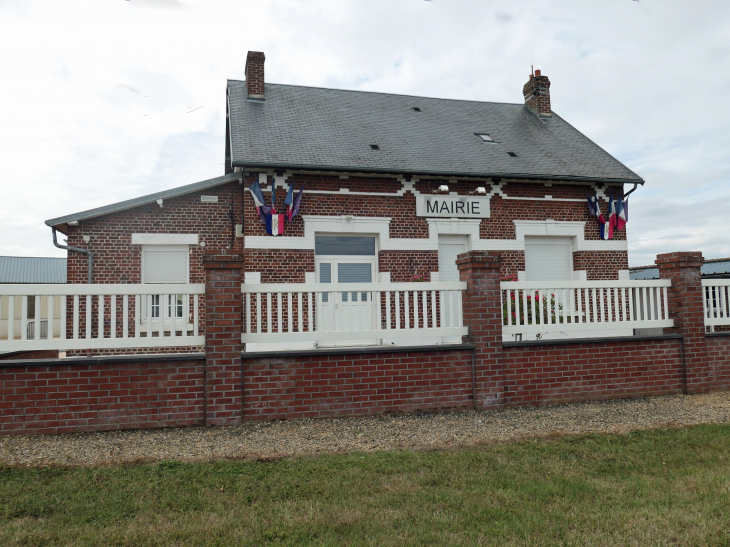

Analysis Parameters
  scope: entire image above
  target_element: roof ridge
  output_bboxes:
[227,79,526,107]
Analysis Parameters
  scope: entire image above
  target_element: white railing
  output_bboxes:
[501,279,674,337]
[702,279,730,329]
[241,281,467,345]
[0,284,205,352]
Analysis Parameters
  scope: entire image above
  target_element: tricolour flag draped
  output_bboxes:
[608,190,617,230]
[587,192,600,217]
[265,213,286,236]
[615,195,627,230]
[247,180,268,224]
[598,213,612,240]
[283,183,294,223]
[290,185,304,223]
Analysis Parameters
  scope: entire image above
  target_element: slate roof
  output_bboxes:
[629,258,730,280]
[227,81,644,184]
[46,172,241,230]
[0,257,67,283]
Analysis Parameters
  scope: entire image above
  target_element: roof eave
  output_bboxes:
[232,161,645,185]
[45,171,243,230]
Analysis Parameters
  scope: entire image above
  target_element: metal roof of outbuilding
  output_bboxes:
[629,258,730,280]
[227,81,644,184]
[0,256,67,284]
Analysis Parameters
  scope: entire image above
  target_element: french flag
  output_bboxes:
[265,213,285,236]
[614,195,627,230]
[608,190,617,230]
[599,213,612,240]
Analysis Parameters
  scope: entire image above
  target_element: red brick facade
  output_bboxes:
[62,173,628,291]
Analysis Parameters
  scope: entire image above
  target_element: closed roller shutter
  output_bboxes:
[524,237,572,281]
[142,247,189,284]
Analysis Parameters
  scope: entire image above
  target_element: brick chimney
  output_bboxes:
[245,51,266,100]
[522,69,551,117]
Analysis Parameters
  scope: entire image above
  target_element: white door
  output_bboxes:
[314,235,377,347]
[438,236,466,339]
[316,258,377,346]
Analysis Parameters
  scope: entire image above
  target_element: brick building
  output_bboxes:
[45,51,642,352]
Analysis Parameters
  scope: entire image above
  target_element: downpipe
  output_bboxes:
[52,227,93,284]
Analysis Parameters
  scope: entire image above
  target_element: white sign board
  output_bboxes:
[415,195,490,218]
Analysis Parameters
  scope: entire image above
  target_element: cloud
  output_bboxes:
[0,0,728,267]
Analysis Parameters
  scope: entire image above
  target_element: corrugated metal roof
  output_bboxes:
[228,81,644,184]
[629,259,730,280]
[0,257,67,283]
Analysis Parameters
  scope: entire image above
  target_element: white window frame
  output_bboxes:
[140,245,191,332]
[523,236,574,281]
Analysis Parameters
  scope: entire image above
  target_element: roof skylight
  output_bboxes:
[477,133,495,143]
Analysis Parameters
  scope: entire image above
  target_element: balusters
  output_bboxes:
[7,295,14,341]
[123,295,129,338]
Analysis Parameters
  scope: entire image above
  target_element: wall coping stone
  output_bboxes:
[503,334,683,348]
[241,343,475,360]
[0,352,205,369]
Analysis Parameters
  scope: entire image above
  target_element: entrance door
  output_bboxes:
[438,236,466,340]
[315,236,377,347]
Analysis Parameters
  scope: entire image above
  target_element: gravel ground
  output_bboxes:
[2,392,730,467]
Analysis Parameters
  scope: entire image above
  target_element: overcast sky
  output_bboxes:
[1,0,728,266]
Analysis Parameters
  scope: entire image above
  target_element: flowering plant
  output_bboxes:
[410,273,427,282]
[501,275,563,326]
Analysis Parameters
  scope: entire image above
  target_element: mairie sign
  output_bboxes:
[415,194,491,218]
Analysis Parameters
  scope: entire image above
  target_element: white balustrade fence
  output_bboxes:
[241,281,467,344]
[0,284,205,351]
[501,279,674,336]
[702,280,730,329]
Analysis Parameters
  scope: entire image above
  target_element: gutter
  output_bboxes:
[52,228,93,284]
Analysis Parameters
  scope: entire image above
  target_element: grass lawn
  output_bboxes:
[2,424,730,546]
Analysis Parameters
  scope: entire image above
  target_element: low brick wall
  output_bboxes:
[501,335,685,407]
[0,354,204,435]
[241,345,475,421]
[708,333,730,391]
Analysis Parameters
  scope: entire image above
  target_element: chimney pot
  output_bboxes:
[245,51,266,100]
[522,69,551,118]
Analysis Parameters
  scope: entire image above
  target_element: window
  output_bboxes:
[524,237,573,281]
[477,133,494,142]
[315,236,375,256]
[141,245,189,322]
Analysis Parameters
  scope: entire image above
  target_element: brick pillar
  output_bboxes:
[457,251,504,409]
[203,251,244,425]
[656,251,710,394]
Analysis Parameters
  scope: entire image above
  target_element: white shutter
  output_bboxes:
[438,242,467,282]
[524,237,572,281]
[142,246,189,284]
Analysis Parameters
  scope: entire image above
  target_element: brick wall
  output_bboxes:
[241,347,474,421]
[501,338,684,406]
[0,356,204,435]
[708,334,730,391]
